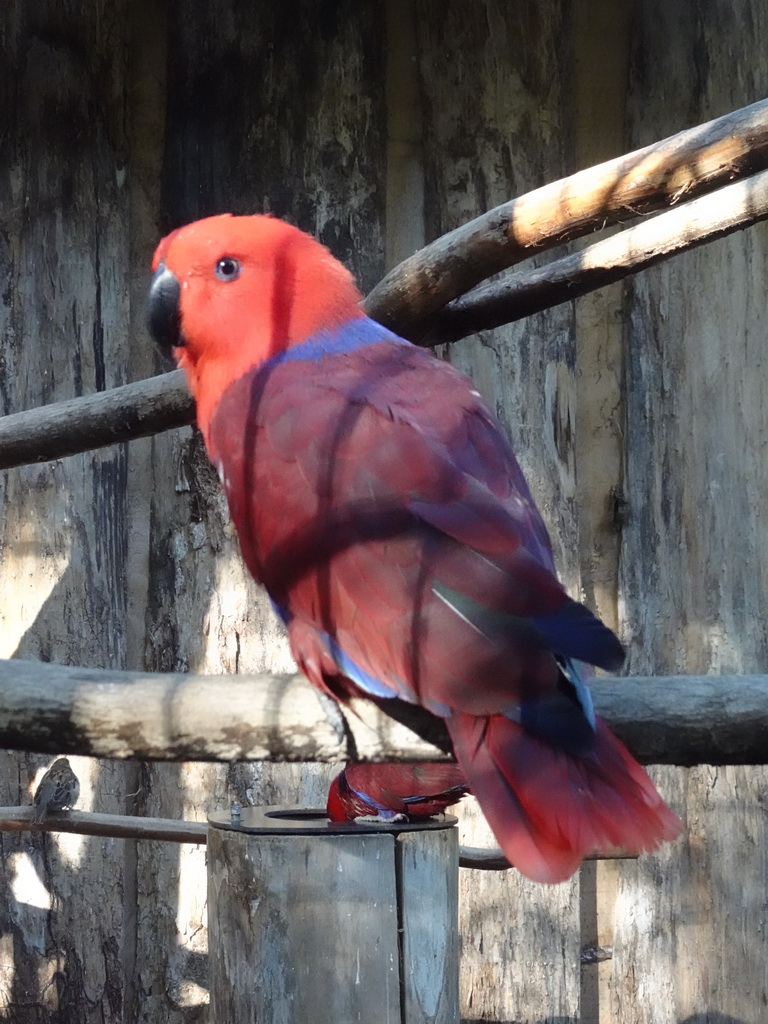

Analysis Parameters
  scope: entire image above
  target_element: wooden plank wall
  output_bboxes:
[411,4,583,1022]
[613,3,768,1023]
[0,3,136,1019]
[0,1,767,1022]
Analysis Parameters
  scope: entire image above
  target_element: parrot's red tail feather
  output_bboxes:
[447,712,681,884]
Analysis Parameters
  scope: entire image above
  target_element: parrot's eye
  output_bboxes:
[215,257,241,282]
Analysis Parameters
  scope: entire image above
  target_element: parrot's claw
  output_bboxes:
[313,689,348,744]
[353,812,408,824]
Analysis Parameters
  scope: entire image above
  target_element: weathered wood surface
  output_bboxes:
[426,166,768,343]
[207,831,401,1022]
[398,828,460,1023]
[3,657,768,765]
[137,6,388,1022]
[4,101,768,473]
[607,4,768,1024]
[0,806,208,843]
[571,9,637,1017]
[0,3,136,1020]
[0,3,383,1022]
[611,765,768,1024]
[413,4,585,1021]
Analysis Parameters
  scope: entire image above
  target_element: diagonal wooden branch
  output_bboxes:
[2,658,768,766]
[366,95,768,337]
[423,167,768,344]
[0,369,194,471]
[1,98,768,471]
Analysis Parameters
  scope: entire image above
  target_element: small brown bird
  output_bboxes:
[32,758,80,823]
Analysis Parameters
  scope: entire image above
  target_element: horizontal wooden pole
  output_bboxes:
[1,659,767,765]
[457,846,636,870]
[0,659,447,762]
[0,806,207,843]
[426,167,768,343]
[2,99,768,471]
[0,807,634,870]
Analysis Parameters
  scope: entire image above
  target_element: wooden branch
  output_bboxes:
[0,806,207,843]
[0,806,635,870]
[424,167,768,343]
[0,659,447,762]
[2,658,768,765]
[587,675,768,766]
[458,846,637,871]
[365,96,768,337]
[0,369,194,471]
[2,98,768,471]
[457,846,518,871]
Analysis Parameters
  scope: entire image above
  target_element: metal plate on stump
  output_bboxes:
[209,803,458,834]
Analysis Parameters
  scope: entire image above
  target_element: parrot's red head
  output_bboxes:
[148,213,364,437]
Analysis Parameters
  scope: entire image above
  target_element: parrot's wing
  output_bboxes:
[210,336,622,717]
[345,762,467,804]
[262,342,620,661]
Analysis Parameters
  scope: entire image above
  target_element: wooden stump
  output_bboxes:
[208,806,459,1024]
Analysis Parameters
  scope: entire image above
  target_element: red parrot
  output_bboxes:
[148,213,681,883]
[327,762,469,822]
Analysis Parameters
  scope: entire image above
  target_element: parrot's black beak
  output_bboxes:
[148,263,183,352]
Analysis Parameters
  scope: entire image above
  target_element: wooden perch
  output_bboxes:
[2,658,768,765]
[366,96,768,337]
[0,370,193,471]
[0,659,448,763]
[424,166,768,343]
[458,846,636,871]
[0,806,636,870]
[2,98,768,471]
[0,806,207,844]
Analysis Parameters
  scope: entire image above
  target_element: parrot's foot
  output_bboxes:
[354,812,408,824]
[313,689,348,744]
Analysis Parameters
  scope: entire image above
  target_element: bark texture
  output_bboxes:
[2,2,768,1023]
[608,3,768,1023]
[3,659,768,765]
[207,820,459,1024]
[0,3,135,1020]
[412,4,585,1021]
